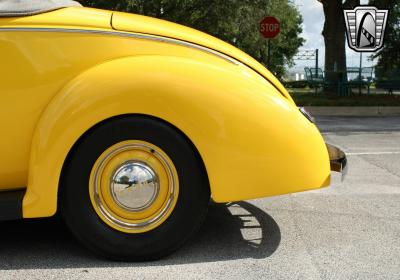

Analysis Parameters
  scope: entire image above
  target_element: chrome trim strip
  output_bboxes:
[0,27,239,65]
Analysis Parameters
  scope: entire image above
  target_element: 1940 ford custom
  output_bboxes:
[0,0,346,260]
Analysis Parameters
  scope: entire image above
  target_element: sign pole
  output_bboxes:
[259,16,280,69]
[359,52,362,95]
[267,39,271,68]
[315,48,319,94]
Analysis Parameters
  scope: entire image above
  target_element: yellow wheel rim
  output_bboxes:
[89,140,179,233]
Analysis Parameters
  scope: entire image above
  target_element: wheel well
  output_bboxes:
[58,114,210,210]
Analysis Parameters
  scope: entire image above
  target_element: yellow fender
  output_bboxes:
[24,55,330,218]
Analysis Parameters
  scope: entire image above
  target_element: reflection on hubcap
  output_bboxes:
[111,161,159,211]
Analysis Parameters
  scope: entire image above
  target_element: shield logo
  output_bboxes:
[343,6,389,52]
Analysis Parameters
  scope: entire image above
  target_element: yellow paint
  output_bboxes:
[89,140,179,233]
[0,7,330,218]
[112,11,293,102]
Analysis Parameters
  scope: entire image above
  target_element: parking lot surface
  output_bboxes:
[1,117,399,280]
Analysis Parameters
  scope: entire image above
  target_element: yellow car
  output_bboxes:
[0,1,346,260]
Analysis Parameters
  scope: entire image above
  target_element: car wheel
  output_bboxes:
[60,115,210,261]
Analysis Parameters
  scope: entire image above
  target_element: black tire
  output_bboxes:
[60,115,210,261]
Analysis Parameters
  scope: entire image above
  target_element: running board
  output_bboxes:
[0,189,25,221]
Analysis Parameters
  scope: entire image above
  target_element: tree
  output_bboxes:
[317,0,359,95]
[78,0,304,78]
[369,0,400,80]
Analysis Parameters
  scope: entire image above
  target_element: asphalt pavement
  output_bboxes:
[1,117,400,280]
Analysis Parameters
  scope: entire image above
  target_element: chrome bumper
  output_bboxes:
[326,143,347,179]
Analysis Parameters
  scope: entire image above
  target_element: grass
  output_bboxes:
[289,90,400,106]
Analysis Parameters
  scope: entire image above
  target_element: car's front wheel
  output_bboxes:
[60,116,210,261]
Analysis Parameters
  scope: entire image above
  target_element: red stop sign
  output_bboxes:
[260,17,280,38]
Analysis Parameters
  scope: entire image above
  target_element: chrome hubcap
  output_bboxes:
[89,141,179,233]
[110,161,159,211]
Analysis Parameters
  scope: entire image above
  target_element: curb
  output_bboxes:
[305,106,400,117]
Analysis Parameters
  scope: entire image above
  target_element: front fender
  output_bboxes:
[24,55,330,218]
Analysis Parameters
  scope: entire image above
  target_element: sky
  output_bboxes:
[291,0,375,72]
